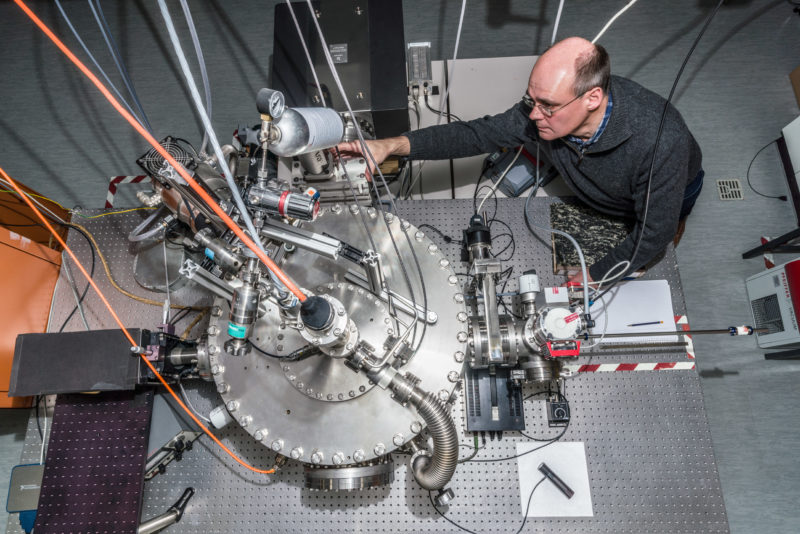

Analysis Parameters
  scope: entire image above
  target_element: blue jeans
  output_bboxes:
[679,169,704,220]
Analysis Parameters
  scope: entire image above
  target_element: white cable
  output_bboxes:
[589,259,630,296]
[551,0,566,46]
[178,381,211,423]
[524,193,591,316]
[302,0,425,346]
[476,146,524,214]
[157,0,291,299]
[284,1,327,108]
[435,0,467,126]
[178,0,213,155]
[591,0,639,44]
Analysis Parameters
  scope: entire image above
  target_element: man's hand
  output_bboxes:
[336,136,410,173]
[564,270,594,287]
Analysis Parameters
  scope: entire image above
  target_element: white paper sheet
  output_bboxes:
[516,441,594,517]
[589,279,678,344]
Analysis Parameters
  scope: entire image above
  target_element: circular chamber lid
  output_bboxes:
[207,204,467,466]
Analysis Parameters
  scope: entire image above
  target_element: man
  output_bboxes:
[338,37,703,284]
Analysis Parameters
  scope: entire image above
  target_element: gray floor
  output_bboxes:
[2,1,800,532]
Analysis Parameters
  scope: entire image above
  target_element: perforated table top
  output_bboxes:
[7,199,729,534]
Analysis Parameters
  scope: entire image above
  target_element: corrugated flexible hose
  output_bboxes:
[407,389,459,491]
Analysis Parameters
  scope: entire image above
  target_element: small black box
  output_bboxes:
[547,400,571,425]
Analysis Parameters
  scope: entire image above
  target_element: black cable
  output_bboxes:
[427,492,478,534]
[35,395,43,442]
[423,93,463,122]
[516,476,548,534]
[466,393,570,463]
[418,223,462,245]
[57,224,97,332]
[746,140,786,200]
[591,0,726,303]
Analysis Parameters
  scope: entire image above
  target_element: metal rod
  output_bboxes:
[582,327,767,339]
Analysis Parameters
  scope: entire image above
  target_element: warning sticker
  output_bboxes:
[564,312,579,324]
[329,43,348,63]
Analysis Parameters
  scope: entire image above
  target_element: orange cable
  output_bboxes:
[11,0,305,303]
[0,165,274,475]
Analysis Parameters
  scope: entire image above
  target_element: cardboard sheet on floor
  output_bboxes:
[516,441,593,517]
[589,279,678,344]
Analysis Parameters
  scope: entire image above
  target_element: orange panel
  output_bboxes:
[0,226,62,408]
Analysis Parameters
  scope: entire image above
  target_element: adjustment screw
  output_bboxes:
[271,439,284,452]
[290,447,304,460]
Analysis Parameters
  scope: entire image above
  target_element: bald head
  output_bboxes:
[533,37,610,97]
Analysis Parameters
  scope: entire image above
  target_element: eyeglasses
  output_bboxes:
[521,90,587,118]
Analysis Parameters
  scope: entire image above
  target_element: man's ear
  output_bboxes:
[585,87,604,112]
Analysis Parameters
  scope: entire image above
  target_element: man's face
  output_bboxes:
[526,66,589,141]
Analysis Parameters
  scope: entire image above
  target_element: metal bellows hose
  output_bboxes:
[406,388,459,491]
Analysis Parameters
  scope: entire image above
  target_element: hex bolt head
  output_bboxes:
[310,451,324,464]
[454,351,465,363]
[207,325,219,336]
[254,429,269,441]
[353,449,365,463]
[410,421,422,434]
[393,433,404,446]
[457,331,468,342]
[332,452,345,465]
[448,371,460,383]
[438,390,450,402]
[333,328,342,337]
[271,439,284,452]
[211,364,224,375]
[374,443,386,456]
[226,400,239,412]
[290,447,304,460]
[349,204,359,214]
[216,382,230,394]
[208,345,219,355]
[239,415,252,427]
[211,306,222,317]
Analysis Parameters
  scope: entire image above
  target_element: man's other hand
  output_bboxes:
[336,136,410,173]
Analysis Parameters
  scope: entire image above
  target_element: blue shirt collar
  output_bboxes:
[567,89,613,148]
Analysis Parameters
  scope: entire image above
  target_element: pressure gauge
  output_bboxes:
[256,88,285,120]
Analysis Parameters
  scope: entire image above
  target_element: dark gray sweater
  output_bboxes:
[405,75,702,280]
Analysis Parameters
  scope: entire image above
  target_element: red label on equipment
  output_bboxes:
[565,312,579,323]
[552,287,559,294]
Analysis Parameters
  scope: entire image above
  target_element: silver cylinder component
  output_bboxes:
[226,259,261,356]
[167,346,198,367]
[519,353,562,383]
[518,270,540,319]
[298,150,328,175]
[303,457,394,491]
[194,230,244,273]
[138,510,179,534]
[247,185,319,221]
[268,107,345,157]
[468,315,522,369]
